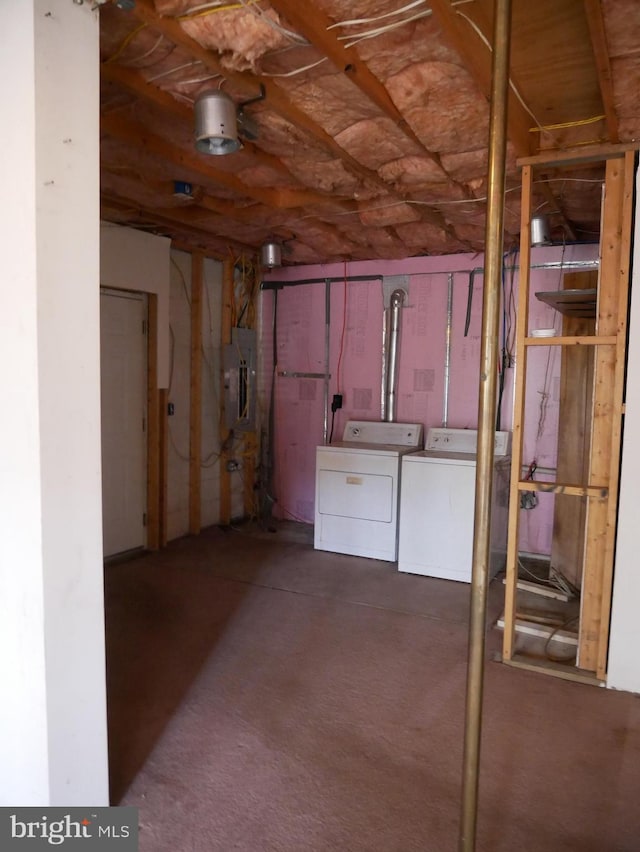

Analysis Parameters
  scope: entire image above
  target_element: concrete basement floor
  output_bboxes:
[104,522,640,851]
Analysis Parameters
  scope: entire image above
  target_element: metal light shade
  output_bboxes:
[261,241,282,269]
[194,90,241,156]
[531,214,551,246]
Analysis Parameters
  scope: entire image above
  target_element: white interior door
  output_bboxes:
[100,289,147,557]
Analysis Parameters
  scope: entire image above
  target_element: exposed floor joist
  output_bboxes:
[583,0,620,143]
[428,0,533,156]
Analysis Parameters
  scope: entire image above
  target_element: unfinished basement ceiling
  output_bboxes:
[99,0,640,264]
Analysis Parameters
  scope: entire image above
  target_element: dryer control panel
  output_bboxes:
[425,428,511,456]
[342,420,423,447]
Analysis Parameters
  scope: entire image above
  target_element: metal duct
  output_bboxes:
[383,288,406,422]
[442,272,454,427]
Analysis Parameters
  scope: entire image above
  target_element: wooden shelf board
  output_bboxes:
[495,652,605,687]
[535,288,597,317]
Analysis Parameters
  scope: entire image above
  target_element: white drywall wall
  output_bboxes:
[0,0,49,806]
[608,163,640,693]
[0,0,108,804]
[101,222,171,388]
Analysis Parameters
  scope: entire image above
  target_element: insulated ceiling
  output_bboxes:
[99,0,640,263]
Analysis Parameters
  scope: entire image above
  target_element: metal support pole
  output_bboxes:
[443,272,454,427]
[323,279,331,444]
[459,1,512,850]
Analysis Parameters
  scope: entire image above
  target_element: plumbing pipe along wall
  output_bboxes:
[383,288,406,422]
[260,245,597,531]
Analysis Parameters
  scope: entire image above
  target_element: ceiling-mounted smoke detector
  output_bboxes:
[194,91,241,156]
[261,242,282,269]
[531,214,551,247]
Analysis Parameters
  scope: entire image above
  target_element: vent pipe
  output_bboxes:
[383,288,406,422]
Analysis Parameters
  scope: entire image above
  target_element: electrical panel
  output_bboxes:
[223,327,256,431]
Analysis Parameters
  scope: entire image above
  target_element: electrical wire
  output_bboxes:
[327,0,428,29]
[104,23,147,64]
[237,0,309,44]
[534,239,566,447]
[544,615,579,663]
[455,10,546,133]
[342,10,434,48]
[261,57,328,79]
[124,34,165,66]
[178,1,260,21]
[147,60,201,83]
[519,462,538,511]
[530,114,606,133]
[174,74,222,87]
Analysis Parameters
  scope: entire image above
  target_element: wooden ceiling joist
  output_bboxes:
[518,141,638,167]
[101,111,333,210]
[102,192,255,255]
[539,180,577,242]
[102,62,319,188]
[131,0,401,193]
[583,0,620,143]
[428,0,533,157]
[267,0,448,177]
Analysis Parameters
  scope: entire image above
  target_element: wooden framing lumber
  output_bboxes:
[159,388,169,547]
[219,259,234,526]
[518,142,637,168]
[428,0,532,156]
[101,112,319,210]
[578,156,625,672]
[268,0,447,174]
[502,164,533,661]
[146,293,161,550]
[583,0,620,143]
[189,253,203,535]
[595,150,635,677]
[131,0,402,193]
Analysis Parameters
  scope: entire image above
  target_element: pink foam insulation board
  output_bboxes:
[261,244,599,556]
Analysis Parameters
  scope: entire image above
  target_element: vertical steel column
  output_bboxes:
[323,279,331,444]
[459,1,512,850]
[442,272,454,427]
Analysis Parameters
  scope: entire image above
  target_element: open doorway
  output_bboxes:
[100,288,147,558]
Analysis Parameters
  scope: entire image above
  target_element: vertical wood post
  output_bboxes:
[502,164,533,661]
[147,293,161,549]
[220,258,234,525]
[189,252,203,534]
[159,387,169,547]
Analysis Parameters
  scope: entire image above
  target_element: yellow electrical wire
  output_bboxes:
[104,22,147,64]
[529,114,606,133]
[177,1,260,21]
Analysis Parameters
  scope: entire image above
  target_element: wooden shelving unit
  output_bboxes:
[502,150,636,681]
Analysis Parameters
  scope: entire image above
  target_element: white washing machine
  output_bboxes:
[398,428,511,582]
[314,420,424,561]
